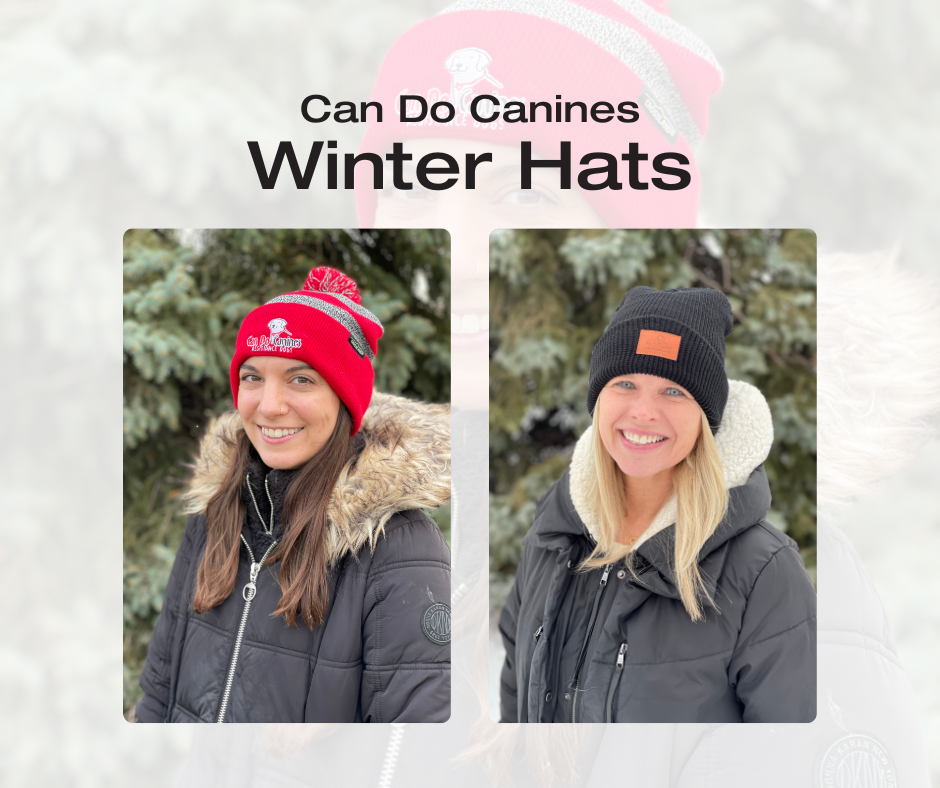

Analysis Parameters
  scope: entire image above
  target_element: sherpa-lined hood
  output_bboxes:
[182,391,451,562]
[525,380,775,601]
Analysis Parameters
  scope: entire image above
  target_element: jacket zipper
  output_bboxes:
[217,472,279,723]
[522,625,545,722]
[216,535,278,723]
[571,564,611,723]
[376,723,408,788]
[604,643,627,723]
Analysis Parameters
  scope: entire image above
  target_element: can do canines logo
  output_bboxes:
[247,318,302,352]
[396,47,522,130]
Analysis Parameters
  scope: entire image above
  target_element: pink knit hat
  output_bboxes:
[230,267,384,434]
[356,0,722,227]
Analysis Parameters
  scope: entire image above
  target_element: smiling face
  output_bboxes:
[237,356,342,470]
[596,374,703,483]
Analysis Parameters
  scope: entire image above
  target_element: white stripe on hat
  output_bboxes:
[318,291,384,330]
[440,0,703,148]
[265,294,376,361]
[609,0,722,78]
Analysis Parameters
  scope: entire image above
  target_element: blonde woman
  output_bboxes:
[498,286,816,723]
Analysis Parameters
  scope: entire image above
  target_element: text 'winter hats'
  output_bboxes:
[588,286,732,431]
[230,267,384,434]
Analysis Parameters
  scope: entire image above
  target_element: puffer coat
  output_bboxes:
[137,392,452,723]
[499,380,817,723]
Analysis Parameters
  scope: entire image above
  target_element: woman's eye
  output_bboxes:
[616,380,635,389]
[292,376,312,385]
[499,187,557,207]
[380,183,436,203]
[240,374,261,383]
[665,388,684,397]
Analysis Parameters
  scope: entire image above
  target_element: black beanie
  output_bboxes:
[587,286,733,432]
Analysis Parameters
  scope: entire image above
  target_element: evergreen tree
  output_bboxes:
[489,229,816,608]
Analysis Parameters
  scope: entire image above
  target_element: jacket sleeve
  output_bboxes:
[497,545,527,723]
[360,510,451,722]
[728,540,817,722]
[136,514,202,723]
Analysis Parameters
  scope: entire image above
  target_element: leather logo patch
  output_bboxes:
[636,329,681,361]
[422,603,451,645]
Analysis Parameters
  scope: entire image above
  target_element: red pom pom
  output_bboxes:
[303,266,361,304]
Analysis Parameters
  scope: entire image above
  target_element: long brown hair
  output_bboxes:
[193,404,356,628]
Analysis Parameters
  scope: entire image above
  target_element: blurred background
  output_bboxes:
[2,0,939,784]
[122,228,450,715]
[489,229,816,620]
[678,0,940,268]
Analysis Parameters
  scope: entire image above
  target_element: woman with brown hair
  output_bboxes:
[499,285,816,723]
[137,267,451,723]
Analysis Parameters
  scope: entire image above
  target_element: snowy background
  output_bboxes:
[1,0,939,785]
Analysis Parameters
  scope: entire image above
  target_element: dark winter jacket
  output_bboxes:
[137,392,452,723]
[499,380,816,723]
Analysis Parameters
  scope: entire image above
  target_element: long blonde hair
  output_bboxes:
[581,406,728,621]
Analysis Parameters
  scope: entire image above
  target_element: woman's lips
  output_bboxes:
[451,311,489,349]
[258,425,304,444]
[618,430,668,452]
[452,330,489,350]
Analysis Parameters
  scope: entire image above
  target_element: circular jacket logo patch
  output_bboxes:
[817,733,897,788]
[422,603,451,645]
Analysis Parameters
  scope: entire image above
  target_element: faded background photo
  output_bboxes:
[2,0,940,786]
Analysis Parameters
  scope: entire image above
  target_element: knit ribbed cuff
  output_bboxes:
[587,315,729,432]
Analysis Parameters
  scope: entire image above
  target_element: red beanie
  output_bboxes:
[230,267,384,435]
[356,0,722,228]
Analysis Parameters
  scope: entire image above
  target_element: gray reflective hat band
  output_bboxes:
[265,294,375,361]
[319,291,383,329]
[609,0,722,77]
[440,0,702,148]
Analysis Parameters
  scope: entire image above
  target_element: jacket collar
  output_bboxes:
[528,380,775,600]
[630,466,772,603]
[182,392,451,562]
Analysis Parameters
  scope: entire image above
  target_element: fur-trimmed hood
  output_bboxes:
[568,379,774,552]
[182,391,451,562]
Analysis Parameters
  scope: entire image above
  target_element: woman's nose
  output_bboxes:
[443,205,491,283]
[259,383,287,419]
[628,392,659,422]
